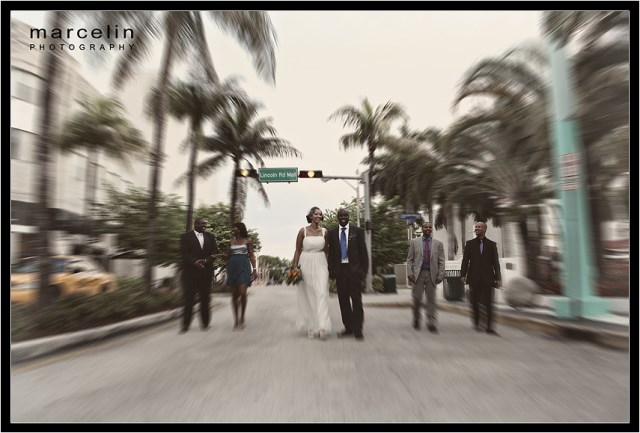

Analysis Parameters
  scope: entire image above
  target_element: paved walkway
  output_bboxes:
[11,285,629,364]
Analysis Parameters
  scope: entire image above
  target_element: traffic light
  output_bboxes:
[235,168,258,178]
[298,170,323,179]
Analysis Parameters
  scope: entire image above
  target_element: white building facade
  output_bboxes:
[10,19,148,264]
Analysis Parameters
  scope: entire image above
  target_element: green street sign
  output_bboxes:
[259,167,298,183]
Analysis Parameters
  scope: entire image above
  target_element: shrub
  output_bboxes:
[372,274,385,293]
[11,283,183,342]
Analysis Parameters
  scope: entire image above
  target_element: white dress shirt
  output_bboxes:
[195,230,204,249]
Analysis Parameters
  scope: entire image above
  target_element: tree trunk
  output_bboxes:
[84,148,99,237]
[518,215,542,282]
[36,11,65,306]
[185,122,200,233]
[230,160,240,224]
[445,203,455,260]
[460,216,466,252]
[144,23,178,293]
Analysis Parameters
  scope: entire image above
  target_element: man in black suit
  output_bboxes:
[179,217,220,333]
[461,221,502,335]
[328,208,369,340]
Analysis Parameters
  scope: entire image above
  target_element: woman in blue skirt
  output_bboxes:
[226,222,257,330]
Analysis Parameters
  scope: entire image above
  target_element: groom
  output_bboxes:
[328,208,369,341]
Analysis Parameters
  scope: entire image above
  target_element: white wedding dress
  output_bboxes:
[296,227,332,334]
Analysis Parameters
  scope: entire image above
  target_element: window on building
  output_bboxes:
[11,128,21,159]
[10,128,36,162]
[12,68,44,104]
[15,82,34,103]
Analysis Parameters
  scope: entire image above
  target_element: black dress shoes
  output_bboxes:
[427,324,439,334]
[413,321,420,330]
[486,328,499,336]
[337,329,353,338]
[354,331,364,340]
[179,327,188,334]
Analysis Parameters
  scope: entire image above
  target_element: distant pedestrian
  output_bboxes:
[406,221,445,333]
[327,208,368,341]
[226,222,257,330]
[461,221,502,335]
[291,206,332,340]
[179,217,220,333]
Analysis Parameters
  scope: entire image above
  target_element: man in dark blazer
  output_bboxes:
[461,221,502,335]
[328,208,369,340]
[179,217,220,333]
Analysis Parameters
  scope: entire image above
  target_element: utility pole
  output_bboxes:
[363,170,372,293]
[548,38,607,318]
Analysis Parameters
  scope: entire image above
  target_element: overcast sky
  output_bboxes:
[12,10,544,260]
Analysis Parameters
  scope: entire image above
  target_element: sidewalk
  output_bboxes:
[364,286,629,351]
[11,288,629,365]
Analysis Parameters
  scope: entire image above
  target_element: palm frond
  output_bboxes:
[209,11,277,85]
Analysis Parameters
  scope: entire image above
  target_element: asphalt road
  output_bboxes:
[10,284,631,423]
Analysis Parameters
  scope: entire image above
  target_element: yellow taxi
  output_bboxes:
[11,255,119,304]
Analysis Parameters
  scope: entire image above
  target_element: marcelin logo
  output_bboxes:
[29,25,135,51]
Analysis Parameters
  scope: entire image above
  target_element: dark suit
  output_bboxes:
[460,236,501,329]
[180,230,219,330]
[328,224,369,335]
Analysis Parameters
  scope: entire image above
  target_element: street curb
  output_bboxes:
[11,309,182,364]
[11,301,225,364]
[365,301,629,351]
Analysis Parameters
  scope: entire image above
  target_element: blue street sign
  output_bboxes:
[397,213,422,219]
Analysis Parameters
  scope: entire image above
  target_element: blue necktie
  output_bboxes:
[480,239,483,254]
[340,227,347,260]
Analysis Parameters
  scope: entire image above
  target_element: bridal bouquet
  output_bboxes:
[285,266,303,285]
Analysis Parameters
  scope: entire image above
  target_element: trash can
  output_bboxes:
[381,274,397,293]
[443,269,464,301]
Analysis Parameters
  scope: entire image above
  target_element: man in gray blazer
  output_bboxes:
[406,221,445,333]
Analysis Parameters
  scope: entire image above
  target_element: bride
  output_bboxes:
[291,206,332,340]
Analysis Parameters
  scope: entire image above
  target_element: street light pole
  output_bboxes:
[336,178,361,227]
[355,181,361,227]
[363,170,372,293]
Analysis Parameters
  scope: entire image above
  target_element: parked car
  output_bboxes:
[11,255,119,304]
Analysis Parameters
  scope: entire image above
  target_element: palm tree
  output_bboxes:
[33,11,67,304]
[57,97,147,228]
[368,123,443,219]
[328,98,407,180]
[196,99,301,223]
[154,75,246,232]
[101,11,278,291]
[440,43,554,278]
[30,11,158,304]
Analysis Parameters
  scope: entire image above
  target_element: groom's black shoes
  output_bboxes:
[354,330,364,341]
[337,329,353,338]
